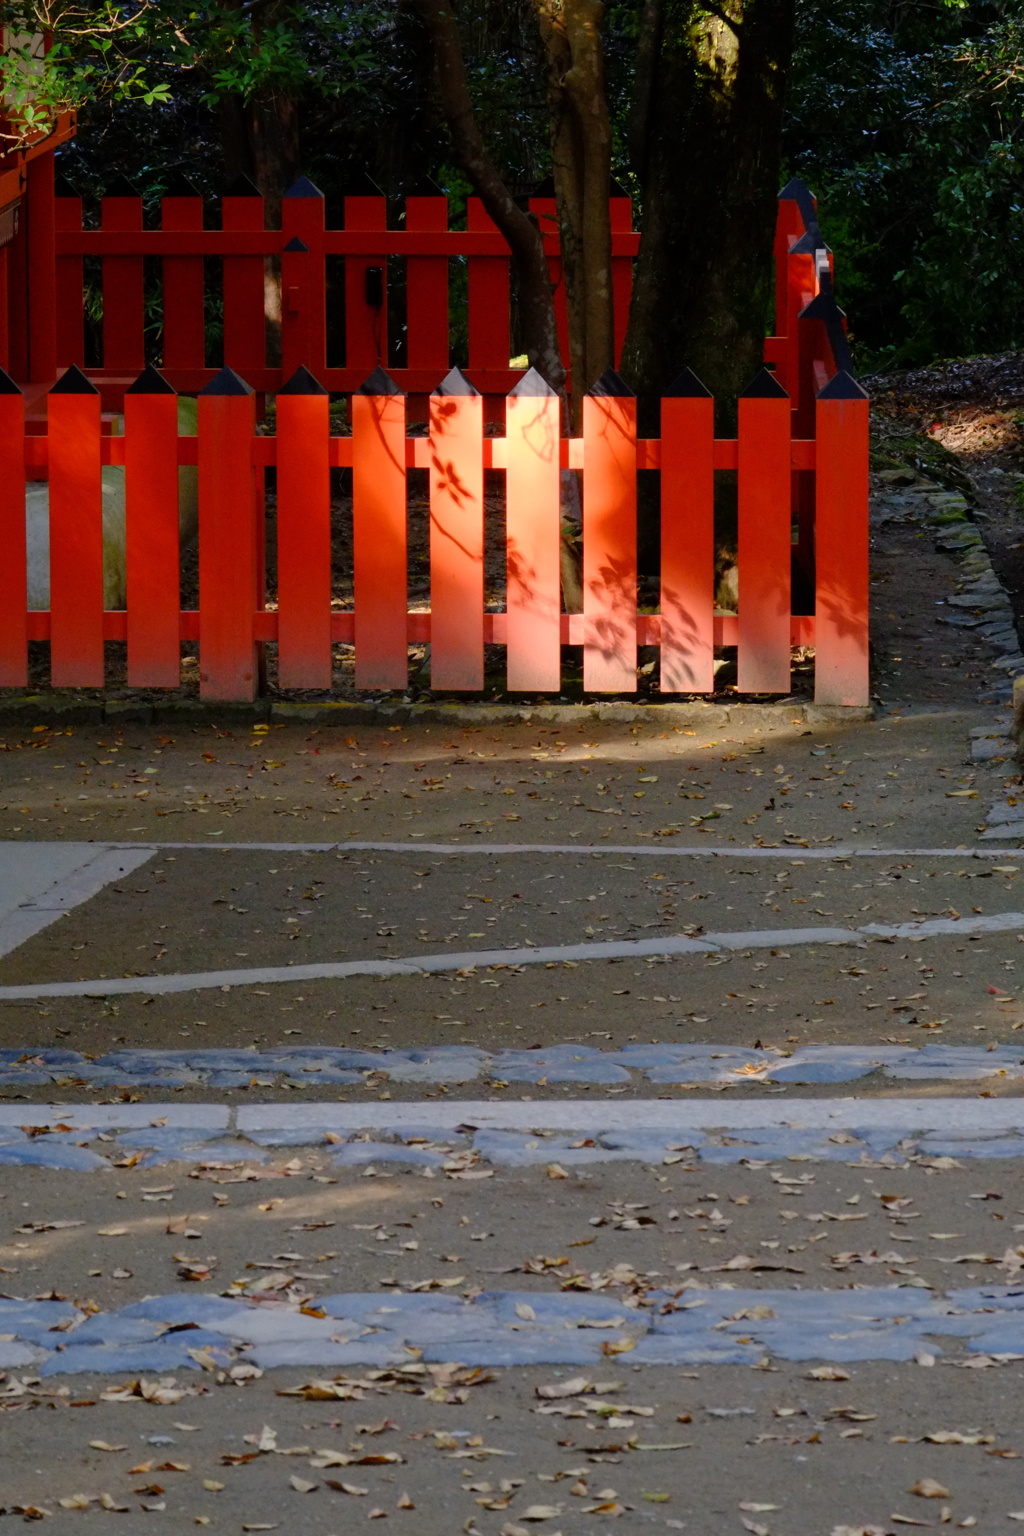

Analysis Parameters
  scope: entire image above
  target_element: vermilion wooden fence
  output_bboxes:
[0,165,868,706]
[4,164,844,426]
[0,355,869,706]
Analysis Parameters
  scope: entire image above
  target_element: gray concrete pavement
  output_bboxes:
[2,530,1024,1530]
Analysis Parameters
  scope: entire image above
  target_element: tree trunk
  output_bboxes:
[216,1,302,369]
[537,0,614,431]
[408,0,565,394]
[621,0,796,434]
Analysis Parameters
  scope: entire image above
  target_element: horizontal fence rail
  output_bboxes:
[0,361,870,708]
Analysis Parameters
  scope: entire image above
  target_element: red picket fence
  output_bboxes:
[0,356,869,706]
[3,159,845,427]
[0,160,868,707]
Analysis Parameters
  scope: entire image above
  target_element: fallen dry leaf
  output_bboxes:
[910,1480,951,1499]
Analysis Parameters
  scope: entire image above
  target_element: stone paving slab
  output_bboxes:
[6,1095,1024,1165]
[2,1042,1023,1090]
[5,1285,1024,1372]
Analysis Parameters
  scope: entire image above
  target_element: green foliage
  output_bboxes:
[785,0,1024,368]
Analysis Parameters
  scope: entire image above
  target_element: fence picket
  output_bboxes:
[429,368,485,690]
[405,182,450,379]
[737,368,792,695]
[101,177,145,374]
[125,365,181,687]
[48,367,104,686]
[660,370,714,693]
[814,371,870,706]
[353,368,408,689]
[276,365,332,690]
[221,178,266,380]
[467,199,510,381]
[281,177,326,380]
[54,176,85,370]
[344,176,388,375]
[198,367,258,700]
[583,372,637,693]
[161,174,206,377]
[0,369,26,685]
[506,368,561,692]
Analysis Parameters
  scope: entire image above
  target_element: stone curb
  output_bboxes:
[4,1284,1023,1373]
[3,1043,1024,1093]
[0,694,873,730]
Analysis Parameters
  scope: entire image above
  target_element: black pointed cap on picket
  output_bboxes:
[509,366,556,397]
[283,236,309,253]
[817,369,868,401]
[778,177,817,220]
[665,366,712,398]
[54,173,80,198]
[162,169,201,198]
[610,175,630,197]
[199,365,254,396]
[357,365,403,396]
[589,368,634,398]
[435,366,478,397]
[791,227,827,256]
[284,174,323,200]
[531,174,556,198]
[799,291,845,323]
[343,170,384,197]
[51,364,99,395]
[0,366,22,395]
[104,172,141,198]
[280,365,328,396]
[126,363,176,395]
[224,173,261,198]
[740,366,789,399]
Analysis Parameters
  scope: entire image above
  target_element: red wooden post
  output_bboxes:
[6,207,28,382]
[737,367,791,695]
[774,179,815,343]
[353,366,408,689]
[25,149,57,383]
[54,174,85,370]
[405,180,449,378]
[221,176,266,380]
[124,364,180,687]
[610,181,633,368]
[0,248,8,376]
[277,365,332,689]
[161,172,206,378]
[429,367,484,690]
[660,369,714,694]
[467,198,509,381]
[48,366,104,686]
[583,370,637,693]
[198,366,258,700]
[0,368,27,686]
[506,367,561,692]
[814,370,870,706]
[787,232,821,430]
[101,174,146,374]
[281,177,326,379]
[344,173,388,376]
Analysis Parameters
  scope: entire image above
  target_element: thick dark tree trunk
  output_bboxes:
[408,0,565,394]
[537,0,614,431]
[621,0,796,433]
